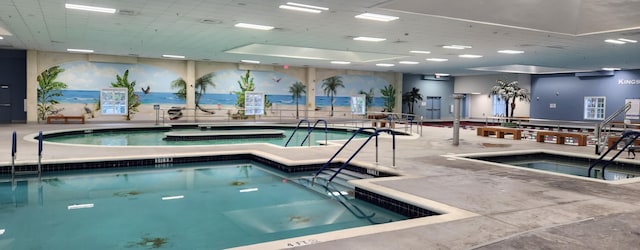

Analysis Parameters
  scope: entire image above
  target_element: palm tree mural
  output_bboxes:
[110,70,141,120]
[488,80,531,120]
[170,78,187,100]
[358,88,375,110]
[289,81,306,119]
[321,76,344,116]
[170,73,217,114]
[380,84,396,112]
[402,87,423,114]
[37,66,67,122]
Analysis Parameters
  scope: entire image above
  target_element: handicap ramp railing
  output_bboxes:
[588,130,640,180]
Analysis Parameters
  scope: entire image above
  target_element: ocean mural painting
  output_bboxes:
[38,61,389,122]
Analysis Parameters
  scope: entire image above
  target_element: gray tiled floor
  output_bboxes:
[1,122,639,249]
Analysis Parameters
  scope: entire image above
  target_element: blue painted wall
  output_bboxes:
[402,74,456,119]
[531,70,640,121]
[0,49,27,123]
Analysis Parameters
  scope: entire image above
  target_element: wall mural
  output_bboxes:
[37,61,388,122]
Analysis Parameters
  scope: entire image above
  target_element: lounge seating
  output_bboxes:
[46,115,85,124]
[477,127,521,140]
[536,131,587,146]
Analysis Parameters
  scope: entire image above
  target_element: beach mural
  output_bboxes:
[37,61,389,122]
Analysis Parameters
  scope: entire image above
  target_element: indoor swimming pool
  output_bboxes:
[40,125,372,147]
[0,160,408,249]
[465,152,640,181]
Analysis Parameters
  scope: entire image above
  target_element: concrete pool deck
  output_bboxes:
[1,122,640,249]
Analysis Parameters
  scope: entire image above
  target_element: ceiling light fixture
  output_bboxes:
[602,67,621,71]
[65,3,116,14]
[353,36,386,42]
[0,36,4,40]
[67,48,94,53]
[459,54,483,58]
[285,2,328,11]
[376,63,394,67]
[409,50,430,54]
[331,61,351,64]
[426,58,448,62]
[279,5,321,13]
[435,73,450,77]
[618,38,637,43]
[605,39,626,44]
[162,54,185,59]
[241,59,260,64]
[355,13,399,22]
[161,195,184,200]
[399,61,419,64]
[498,50,525,54]
[234,23,274,30]
[442,45,472,50]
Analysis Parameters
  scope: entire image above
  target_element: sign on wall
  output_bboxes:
[100,88,128,115]
[245,92,264,116]
[350,95,366,115]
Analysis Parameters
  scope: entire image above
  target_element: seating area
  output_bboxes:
[477,126,589,146]
[477,127,521,140]
[46,115,85,124]
[535,131,588,146]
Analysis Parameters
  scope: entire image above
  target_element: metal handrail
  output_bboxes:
[11,131,16,177]
[327,129,396,183]
[300,119,328,146]
[313,127,378,178]
[595,102,632,154]
[284,119,310,147]
[588,130,640,180]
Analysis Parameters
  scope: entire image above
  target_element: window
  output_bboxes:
[492,95,506,116]
[584,96,606,120]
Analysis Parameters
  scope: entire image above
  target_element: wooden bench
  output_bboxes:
[536,131,587,146]
[477,127,521,140]
[607,136,640,148]
[47,115,85,124]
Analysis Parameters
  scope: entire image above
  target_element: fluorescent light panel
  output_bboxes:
[355,13,399,22]
[426,58,448,62]
[602,67,621,71]
[68,203,94,210]
[279,5,321,13]
[0,229,4,235]
[443,45,472,50]
[162,195,184,200]
[498,50,524,54]
[239,188,259,193]
[410,50,430,54]
[618,38,637,43]
[162,54,185,59]
[459,54,483,58]
[435,73,450,76]
[399,61,419,64]
[234,23,274,30]
[67,48,94,53]
[241,59,260,64]
[605,39,626,44]
[331,61,351,64]
[353,36,386,42]
[285,2,328,11]
[0,36,3,40]
[65,3,116,14]
[376,63,394,67]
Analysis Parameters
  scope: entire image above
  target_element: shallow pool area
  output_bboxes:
[39,125,374,147]
[0,160,412,249]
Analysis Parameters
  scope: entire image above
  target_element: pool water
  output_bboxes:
[0,161,405,249]
[44,127,368,147]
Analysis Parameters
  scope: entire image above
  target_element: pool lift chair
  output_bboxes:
[588,130,640,180]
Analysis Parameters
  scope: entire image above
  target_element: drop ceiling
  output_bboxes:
[0,0,639,76]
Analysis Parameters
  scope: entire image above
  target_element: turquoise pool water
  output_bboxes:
[0,161,405,249]
[44,127,368,147]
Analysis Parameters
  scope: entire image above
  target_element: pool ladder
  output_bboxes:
[588,130,640,180]
[10,131,43,179]
[284,119,328,147]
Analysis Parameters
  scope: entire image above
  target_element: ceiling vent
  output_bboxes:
[199,19,223,25]
[118,9,138,16]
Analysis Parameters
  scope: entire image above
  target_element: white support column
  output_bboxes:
[186,61,196,122]
[394,72,403,115]
[305,67,316,119]
[26,50,39,123]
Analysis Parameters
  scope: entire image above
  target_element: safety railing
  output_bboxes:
[300,119,328,146]
[284,119,311,147]
[588,130,640,180]
[10,131,43,179]
[595,102,632,154]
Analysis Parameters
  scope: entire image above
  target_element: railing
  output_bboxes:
[588,130,640,180]
[300,119,328,146]
[10,131,43,180]
[284,119,311,147]
[595,102,632,154]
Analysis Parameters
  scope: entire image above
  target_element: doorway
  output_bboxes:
[425,96,441,119]
[0,85,10,123]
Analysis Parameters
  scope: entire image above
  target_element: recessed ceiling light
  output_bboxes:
[602,67,621,71]
[331,61,351,64]
[234,23,274,30]
[376,63,395,67]
[618,38,637,43]
[65,3,116,14]
[355,13,399,22]
[399,61,419,64]
[459,54,483,58]
[605,39,626,44]
[409,50,430,54]
[498,50,525,54]
[353,36,386,42]
[435,73,450,76]
[279,5,321,13]
[443,45,472,50]
[67,48,94,53]
[0,36,4,40]
[162,54,185,59]
[285,2,328,11]
[241,59,260,64]
[426,58,448,62]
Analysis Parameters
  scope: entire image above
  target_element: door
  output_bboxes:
[0,85,10,123]
[425,96,441,119]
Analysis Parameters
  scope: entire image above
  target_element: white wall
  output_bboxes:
[455,74,531,118]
